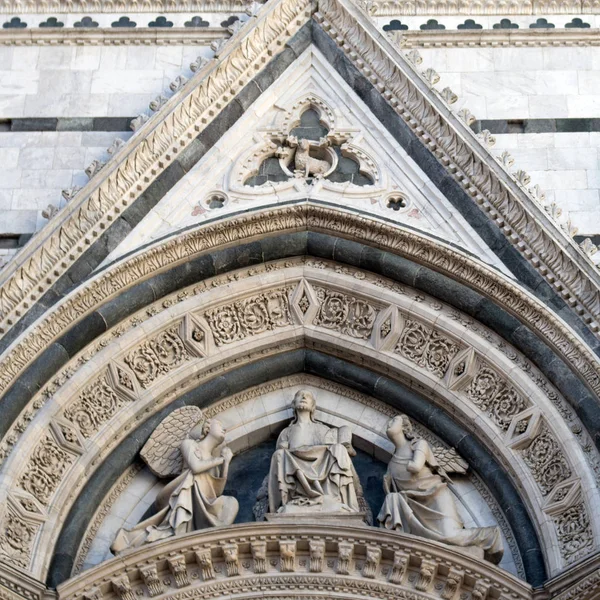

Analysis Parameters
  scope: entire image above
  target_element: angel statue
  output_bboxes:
[268,389,360,514]
[377,415,504,564]
[111,407,238,554]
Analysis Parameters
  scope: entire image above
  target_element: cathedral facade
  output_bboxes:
[0,1,600,599]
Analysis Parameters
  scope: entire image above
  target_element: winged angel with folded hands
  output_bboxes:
[112,407,238,554]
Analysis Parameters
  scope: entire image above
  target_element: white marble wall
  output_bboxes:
[1,41,599,256]
[0,45,212,118]
[0,44,212,260]
[417,46,600,235]
[493,132,600,234]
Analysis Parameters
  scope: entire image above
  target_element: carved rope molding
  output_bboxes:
[316,0,600,330]
[57,523,532,600]
[1,205,600,440]
[0,0,312,338]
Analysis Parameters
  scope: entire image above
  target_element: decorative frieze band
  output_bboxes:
[363,0,600,15]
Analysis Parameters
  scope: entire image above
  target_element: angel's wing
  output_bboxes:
[140,406,203,477]
[431,445,469,479]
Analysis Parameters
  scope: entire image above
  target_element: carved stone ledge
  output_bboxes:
[392,28,600,49]
[365,0,596,15]
[0,0,250,13]
[56,523,532,600]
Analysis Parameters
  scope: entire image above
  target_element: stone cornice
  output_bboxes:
[363,0,600,15]
[57,522,532,600]
[0,27,227,46]
[392,28,600,48]
[0,0,251,12]
[316,0,600,329]
[1,26,597,47]
[0,563,50,600]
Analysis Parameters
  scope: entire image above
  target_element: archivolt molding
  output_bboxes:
[58,524,532,600]
[72,462,143,577]
[316,0,600,330]
[0,262,597,577]
[1,0,600,352]
[1,206,600,446]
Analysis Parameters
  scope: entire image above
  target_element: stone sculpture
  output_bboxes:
[286,136,332,178]
[268,389,360,514]
[111,407,238,554]
[377,415,504,564]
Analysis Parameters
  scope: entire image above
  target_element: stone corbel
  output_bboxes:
[251,540,267,573]
[441,567,464,600]
[279,540,296,572]
[388,550,409,584]
[336,541,353,575]
[221,543,239,577]
[363,546,381,578]
[309,539,325,573]
[139,564,163,597]
[167,554,189,588]
[415,558,437,592]
[194,549,215,581]
[110,576,134,600]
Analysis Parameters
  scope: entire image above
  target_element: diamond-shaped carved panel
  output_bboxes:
[543,478,582,516]
[445,347,478,390]
[506,407,542,450]
[181,313,212,358]
[8,490,47,522]
[50,417,86,455]
[107,362,139,402]
[371,305,404,351]
[290,279,320,324]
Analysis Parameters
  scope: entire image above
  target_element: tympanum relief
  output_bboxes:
[106,387,508,569]
[377,415,504,564]
[267,389,360,515]
[111,407,238,553]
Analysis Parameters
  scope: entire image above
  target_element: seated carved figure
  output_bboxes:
[111,407,238,554]
[268,389,360,514]
[377,415,504,564]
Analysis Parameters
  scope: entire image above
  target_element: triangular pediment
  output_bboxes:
[104,46,510,274]
[1,0,599,340]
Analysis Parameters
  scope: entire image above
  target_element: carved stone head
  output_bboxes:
[291,389,317,422]
[386,414,414,442]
